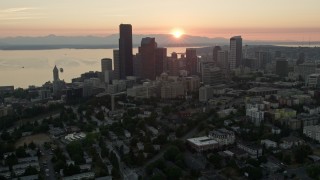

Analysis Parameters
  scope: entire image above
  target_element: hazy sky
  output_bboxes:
[1,0,320,41]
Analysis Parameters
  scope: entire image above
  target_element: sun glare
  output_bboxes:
[171,28,184,38]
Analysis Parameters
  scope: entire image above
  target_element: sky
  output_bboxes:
[1,0,320,41]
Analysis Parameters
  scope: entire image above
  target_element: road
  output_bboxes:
[39,147,56,180]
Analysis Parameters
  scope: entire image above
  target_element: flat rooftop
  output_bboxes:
[187,136,218,146]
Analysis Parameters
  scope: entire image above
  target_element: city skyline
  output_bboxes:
[0,0,320,41]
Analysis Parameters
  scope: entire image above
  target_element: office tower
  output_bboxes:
[201,62,224,85]
[213,46,222,63]
[168,57,180,76]
[217,50,229,68]
[156,48,167,76]
[139,37,157,80]
[113,49,120,80]
[297,52,305,65]
[53,65,59,81]
[255,51,270,69]
[217,50,229,79]
[133,54,142,77]
[101,58,113,83]
[229,36,242,70]
[186,48,198,75]
[276,58,289,77]
[101,58,113,73]
[119,24,133,79]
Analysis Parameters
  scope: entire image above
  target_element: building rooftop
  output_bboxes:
[247,87,278,92]
[187,136,218,146]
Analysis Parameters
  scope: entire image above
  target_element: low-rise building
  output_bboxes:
[306,73,320,88]
[0,105,13,117]
[209,128,235,146]
[224,148,248,159]
[269,108,297,121]
[271,126,281,134]
[161,82,185,99]
[64,132,86,143]
[303,125,320,142]
[63,172,95,180]
[279,136,304,149]
[127,82,159,99]
[261,139,277,149]
[187,136,219,152]
[237,142,263,159]
[217,108,237,118]
[303,105,320,115]
[247,87,278,96]
[246,108,265,126]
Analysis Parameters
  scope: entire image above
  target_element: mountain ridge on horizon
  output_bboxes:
[0,34,318,50]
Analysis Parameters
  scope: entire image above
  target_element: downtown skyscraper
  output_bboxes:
[186,48,198,75]
[139,37,158,80]
[119,24,133,79]
[229,36,242,70]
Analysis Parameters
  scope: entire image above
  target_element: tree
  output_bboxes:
[5,154,18,167]
[63,164,81,176]
[164,146,180,161]
[209,154,222,169]
[0,131,11,141]
[95,110,105,120]
[162,106,172,115]
[244,166,263,180]
[24,166,38,175]
[109,151,119,169]
[16,146,27,158]
[150,174,166,180]
[28,141,36,150]
[165,166,182,180]
[294,145,312,164]
[307,164,320,179]
[66,142,84,164]
[283,154,291,164]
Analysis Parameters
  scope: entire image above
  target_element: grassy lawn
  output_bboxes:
[15,133,51,148]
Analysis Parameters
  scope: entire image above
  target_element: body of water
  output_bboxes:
[0,47,194,88]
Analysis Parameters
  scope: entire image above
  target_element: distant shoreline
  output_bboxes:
[1,43,319,50]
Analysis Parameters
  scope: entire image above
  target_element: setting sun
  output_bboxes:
[171,28,184,38]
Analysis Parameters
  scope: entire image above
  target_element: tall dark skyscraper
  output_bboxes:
[186,48,198,75]
[139,37,158,80]
[155,48,167,76]
[229,36,242,70]
[119,24,133,79]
